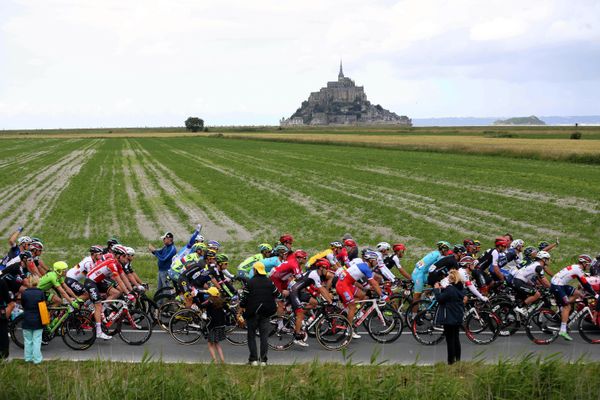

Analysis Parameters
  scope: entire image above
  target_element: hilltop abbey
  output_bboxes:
[280,62,411,126]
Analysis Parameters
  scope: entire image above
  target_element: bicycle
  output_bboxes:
[350,297,404,343]
[463,296,501,345]
[10,301,96,350]
[93,295,153,345]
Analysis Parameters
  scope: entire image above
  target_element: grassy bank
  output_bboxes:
[1,356,598,399]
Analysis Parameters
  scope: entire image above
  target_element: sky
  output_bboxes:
[1,0,599,128]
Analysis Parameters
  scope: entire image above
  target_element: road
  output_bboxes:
[8,329,600,365]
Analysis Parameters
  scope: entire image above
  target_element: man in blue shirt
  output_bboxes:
[148,231,177,290]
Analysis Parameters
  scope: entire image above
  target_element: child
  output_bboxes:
[21,275,46,364]
[205,287,226,363]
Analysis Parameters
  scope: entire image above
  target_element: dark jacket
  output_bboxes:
[434,283,465,326]
[239,275,278,319]
[21,288,45,330]
[206,299,226,328]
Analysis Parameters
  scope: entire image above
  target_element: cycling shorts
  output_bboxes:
[289,290,311,311]
[411,267,428,293]
[84,279,110,303]
[336,279,357,306]
[512,278,537,298]
[271,277,288,294]
[65,277,85,296]
[550,284,575,307]
[472,268,492,288]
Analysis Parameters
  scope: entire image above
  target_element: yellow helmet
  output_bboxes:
[53,261,69,273]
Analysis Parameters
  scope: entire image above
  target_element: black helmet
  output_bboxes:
[453,245,467,254]
[538,241,549,251]
[89,245,104,254]
[19,251,33,260]
[107,237,120,247]
[524,246,537,259]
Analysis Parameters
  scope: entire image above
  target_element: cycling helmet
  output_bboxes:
[473,240,481,247]
[360,247,374,257]
[393,243,406,252]
[205,250,217,258]
[107,237,120,246]
[523,246,537,258]
[578,254,593,265]
[89,245,104,254]
[191,243,207,253]
[195,235,205,243]
[314,259,330,269]
[294,249,307,259]
[343,239,357,247]
[436,241,451,251]
[463,239,475,246]
[458,256,475,267]
[511,239,524,249]
[17,236,32,246]
[536,251,551,260]
[376,242,391,252]
[125,247,135,256]
[453,245,467,254]
[19,251,33,260]
[364,251,379,261]
[112,244,128,255]
[258,243,273,252]
[279,234,294,244]
[52,261,69,273]
[207,240,221,250]
[29,242,44,251]
[330,241,343,249]
[273,244,288,254]
[495,237,510,247]
[538,241,550,251]
[216,254,229,264]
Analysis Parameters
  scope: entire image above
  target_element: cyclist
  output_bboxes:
[29,241,47,276]
[65,245,104,299]
[204,250,218,270]
[550,254,599,341]
[427,245,465,287]
[444,256,488,302]
[269,250,307,296]
[84,246,132,340]
[237,243,273,279]
[290,259,334,347]
[538,239,559,253]
[336,251,386,335]
[37,261,78,305]
[343,239,359,261]
[169,242,206,284]
[521,246,538,267]
[1,236,33,271]
[123,247,145,290]
[211,254,236,297]
[591,254,600,276]
[103,237,120,255]
[307,242,344,272]
[477,237,509,283]
[373,242,397,283]
[383,243,412,281]
[503,239,524,273]
[0,251,32,298]
[207,240,221,252]
[171,224,203,262]
[511,251,551,317]
[463,239,477,257]
[244,245,287,280]
[412,241,450,308]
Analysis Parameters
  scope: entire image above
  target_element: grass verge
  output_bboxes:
[1,355,598,399]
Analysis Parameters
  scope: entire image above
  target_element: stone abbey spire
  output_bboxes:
[338,60,344,79]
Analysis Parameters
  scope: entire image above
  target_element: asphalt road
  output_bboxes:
[8,328,600,365]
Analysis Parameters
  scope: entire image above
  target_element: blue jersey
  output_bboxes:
[247,256,282,279]
[415,250,442,272]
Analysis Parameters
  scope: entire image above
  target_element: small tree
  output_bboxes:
[185,117,204,132]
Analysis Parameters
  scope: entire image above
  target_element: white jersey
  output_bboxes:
[513,261,544,284]
[551,264,586,286]
[374,252,395,281]
[67,256,94,281]
[440,268,485,300]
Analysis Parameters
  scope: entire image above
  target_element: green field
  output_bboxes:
[1,132,599,284]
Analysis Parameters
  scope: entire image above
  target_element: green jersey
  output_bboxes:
[38,271,64,291]
[171,252,202,274]
[237,254,264,273]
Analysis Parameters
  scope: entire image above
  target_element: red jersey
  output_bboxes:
[87,258,123,282]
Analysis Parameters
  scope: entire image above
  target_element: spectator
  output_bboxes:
[240,262,279,366]
[21,275,45,364]
[148,232,177,290]
[434,269,466,365]
[0,278,16,359]
[205,287,226,363]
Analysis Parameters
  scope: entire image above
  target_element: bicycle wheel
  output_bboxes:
[137,296,159,326]
[267,314,295,350]
[158,300,183,331]
[525,308,559,345]
[578,311,600,344]
[464,310,500,345]
[8,314,25,348]
[366,305,404,344]
[315,313,352,351]
[224,308,247,345]
[169,308,205,345]
[411,308,444,345]
[154,291,176,308]
[118,309,153,345]
[153,286,177,302]
[405,299,432,326]
[62,312,96,350]
[490,301,520,335]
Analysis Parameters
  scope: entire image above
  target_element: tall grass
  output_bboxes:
[1,357,598,399]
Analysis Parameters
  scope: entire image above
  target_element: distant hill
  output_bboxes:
[413,115,600,127]
[493,116,545,126]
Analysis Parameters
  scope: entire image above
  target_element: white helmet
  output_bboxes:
[510,239,524,249]
[125,246,135,256]
[195,235,205,243]
[536,250,551,260]
[376,242,391,252]
[17,236,32,245]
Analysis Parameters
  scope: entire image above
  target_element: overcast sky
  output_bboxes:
[1,0,599,128]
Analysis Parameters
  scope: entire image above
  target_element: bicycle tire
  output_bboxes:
[8,314,25,348]
[157,300,183,331]
[464,310,500,345]
[366,305,404,344]
[405,299,433,326]
[490,301,520,335]
[411,308,444,345]
[315,313,352,351]
[153,286,177,302]
[224,307,248,345]
[525,308,559,345]
[267,314,295,351]
[118,309,153,345]
[169,308,205,345]
[577,311,600,344]
[62,312,96,350]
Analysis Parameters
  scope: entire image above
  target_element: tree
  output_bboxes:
[185,117,204,132]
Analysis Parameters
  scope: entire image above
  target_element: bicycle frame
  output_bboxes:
[352,299,387,327]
